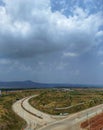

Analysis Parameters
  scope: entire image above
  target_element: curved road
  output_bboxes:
[12,95,62,130]
[12,95,103,130]
[39,104,103,130]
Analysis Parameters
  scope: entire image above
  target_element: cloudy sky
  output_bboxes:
[0,0,103,84]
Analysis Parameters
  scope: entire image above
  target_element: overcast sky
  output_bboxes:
[0,0,103,84]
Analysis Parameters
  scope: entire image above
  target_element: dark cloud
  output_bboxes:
[0,0,103,84]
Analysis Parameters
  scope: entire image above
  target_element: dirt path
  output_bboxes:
[12,95,103,130]
[12,95,59,130]
[38,104,103,130]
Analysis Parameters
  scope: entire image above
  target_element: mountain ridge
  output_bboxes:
[0,80,103,89]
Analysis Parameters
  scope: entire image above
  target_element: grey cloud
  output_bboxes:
[0,0,103,84]
[0,0,102,59]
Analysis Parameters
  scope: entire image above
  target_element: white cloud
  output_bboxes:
[0,0,102,59]
[63,52,78,57]
[73,7,88,18]
[96,31,103,37]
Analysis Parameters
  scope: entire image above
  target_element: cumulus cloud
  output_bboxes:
[0,0,103,83]
[0,0,102,59]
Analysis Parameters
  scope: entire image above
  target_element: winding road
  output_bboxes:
[12,95,63,130]
[12,95,103,130]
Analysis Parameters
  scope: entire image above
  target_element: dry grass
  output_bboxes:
[30,89,103,115]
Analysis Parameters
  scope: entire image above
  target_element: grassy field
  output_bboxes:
[0,89,41,130]
[29,88,103,115]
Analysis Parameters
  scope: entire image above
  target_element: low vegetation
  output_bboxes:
[29,88,103,115]
[0,89,40,130]
[1,88,103,129]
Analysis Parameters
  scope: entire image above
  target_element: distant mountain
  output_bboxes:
[0,80,102,89]
[0,80,45,89]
